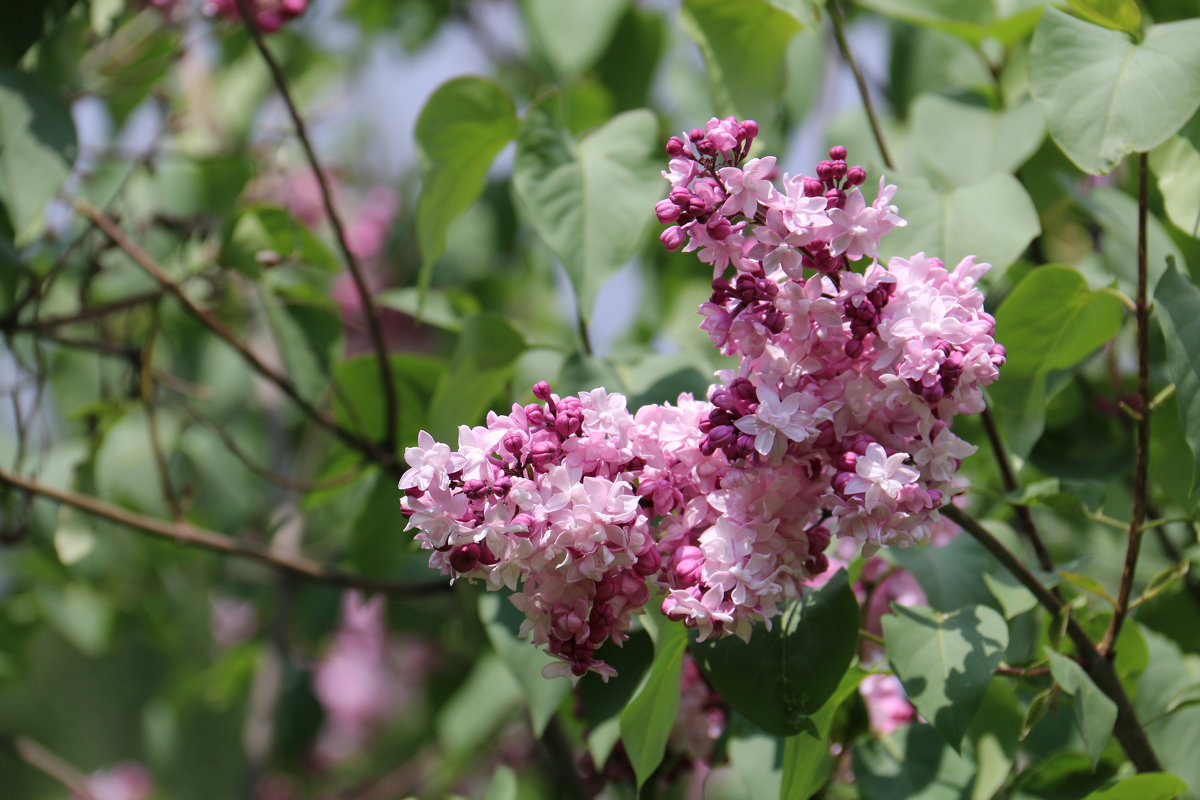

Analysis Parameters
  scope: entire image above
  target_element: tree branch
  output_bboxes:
[942,504,1162,772]
[979,404,1056,571]
[828,0,895,171]
[0,466,448,599]
[1103,152,1152,655]
[1,734,96,798]
[234,0,399,453]
[73,198,401,476]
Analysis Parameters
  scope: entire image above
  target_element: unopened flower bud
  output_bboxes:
[802,177,825,197]
[666,136,686,157]
[825,188,846,209]
[656,199,682,223]
[828,145,848,160]
[532,381,553,401]
[449,543,481,573]
[661,226,687,251]
[846,165,867,186]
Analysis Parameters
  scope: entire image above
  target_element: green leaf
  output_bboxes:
[90,0,124,34]
[522,0,628,77]
[890,534,999,612]
[1045,648,1118,766]
[780,666,867,800]
[1083,774,1189,800]
[346,470,428,582]
[81,11,179,123]
[416,77,518,294]
[1136,630,1200,791]
[0,70,76,245]
[578,631,653,766]
[435,654,523,758]
[1155,263,1200,493]
[983,570,1040,619]
[478,593,571,737]
[1057,570,1118,607]
[883,604,1009,750]
[689,569,860,736]
[427,312,526,441]
[512,102,661,315]
[990,265,1126,456]
[1065,0,1141,33]
[877,171,1040,271]
[853,723,977,799]
[1030,9,1200,174]
[332,354,444,445]
[910,95,1045,187]
[221,205,339,276]
[855,0,1047,46]
[1008,476,1107,518]
[619,611,687,788]
[969,679,1023,800]
[678,0,802,122]
[1150,137,1200,238]
[1132,561,1191,609]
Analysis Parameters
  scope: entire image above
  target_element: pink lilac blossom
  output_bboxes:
[401,119,1002,677]
[74,762,155,800]
[203,0,307,32]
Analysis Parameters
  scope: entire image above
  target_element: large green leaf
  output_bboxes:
[1045,648,1118,767]
[416,77,518,293]
[512,102,661,315]
[878,171,1040,270]
[882,604,1009,750]
[522,0,628,77]
[780,666,867,800]
[678,0,802,122]
[1083,774,1189,800]
[1155,263,1200,494]
[1065,0,1141,33]
[1030,9,1200,174]
[969,679,1024,800]
[890,534,999,612]
[478,593,570,737]
[619,611,687,788]
[910,95,1045,187]
[0,70,76,244]
[332,353,444,445]
[989,265,1126,456]
[427,312,526,442]
[1150,136,1200,238]
[856,0,1047,46]
[690,570,860,736]
[852,723,977,799]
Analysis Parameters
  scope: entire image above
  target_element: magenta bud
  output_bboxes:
[832,472,854,494]
[710,389,737,411]
[660,225,687,251]
[828,145,848,160]
[844,338,863,359]
[816,161,835,182]
[523,403,546,426]
[449,543,481,573]
[830,160,848,181]
[824,188,846,209]
[502,430,525,455]
[804,553,830,576]
[282,0,306,15]
[802,177,825,197]
[708,424,736,447]
[846,165,867,186]
[666,136,686,157]
[836,451,858,471]
[532,381,553,401]
[656,199,682,224]
[689,128,705,142]
[807,525,832,554]
[730,377,757,401]
[673,545,705,586]
[707,215,733,240]
[635,546,662,577]
[740,119,759,140]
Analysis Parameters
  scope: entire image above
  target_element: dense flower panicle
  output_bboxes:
[400,117,1002,677]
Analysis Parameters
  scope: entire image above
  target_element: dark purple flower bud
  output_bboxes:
[830,160,848,181]
[868,286,890,309]
[449,543,481,573]
[825,188,846,209]
[756,277,779,298]
[529,440,558,471]
[660,225,687,251]
[730,377,757,401]
[850,434,874,455]
[740,120,759,140]
[707,215,733,240]
[836,450,858,471]
[802,176,825,197]
[804,553,830,576]
[923,382,945,404]
[708,424,736,448]
[492,476,513,497]
[634,545,662,577]
[814,421,837,448]
[844,338,864,358]
[708,409,731,427]
[699,435,717,456]
[990,343,1007,367]
[532,381,553,401]
[696,138,717,156]
[816,161,835,182]
[828,145,848,161]
[764,309,786,334]
[670,187,693,207]
[666,136,686,157]
[735,433,756,456]
[404,486,424,499]
[711,389,737,412]
[832,471,854,495]
[846,165,867,186]
[689,128,705,142]
[462,479,488,500]
[524,403,546,427]
[656,198,682,224]
[807,525,832,554]
[556,410,583,437]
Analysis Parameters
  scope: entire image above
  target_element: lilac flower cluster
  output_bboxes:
[400,119,1004,678]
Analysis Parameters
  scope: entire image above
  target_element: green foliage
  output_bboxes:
[883,604,1009,749]
[1030,9,1200,174]
[1045,648,1118,766]
[1155,262,1200,493]
[1083,773,1189,800]
[690,569,860,736]
[619,610,687,788]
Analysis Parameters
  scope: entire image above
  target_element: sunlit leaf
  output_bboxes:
[1150,136,1200,238]
[620,610,687,788]
[1154,263,1200,494]
[1045,648,1118,766]
[0,70,76,244]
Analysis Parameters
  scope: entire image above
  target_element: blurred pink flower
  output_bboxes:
[75,762,154,800]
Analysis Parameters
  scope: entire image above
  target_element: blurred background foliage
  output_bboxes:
[1,0,1200,798]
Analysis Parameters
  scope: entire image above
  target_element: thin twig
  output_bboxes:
[0,466,448,598]
[73,199,401,476]
[828,0,895,171]
[234,0,399,453]
[1103,152,1152,655]
[980,404,1055,571]
[181,400,363,492]
[2,734,96,798]
[942,504,1162,772]
[3,289,164,333]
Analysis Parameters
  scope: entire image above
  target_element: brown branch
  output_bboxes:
[828,0,895,171]
[2,734,96,798]
[1103,152,1152,655]
[942,504,1162,772]
[980,404,1055,572]
[0,466,448,598]
[73,198,401,476]
[234,0,399,453]
[3,289,164,333]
